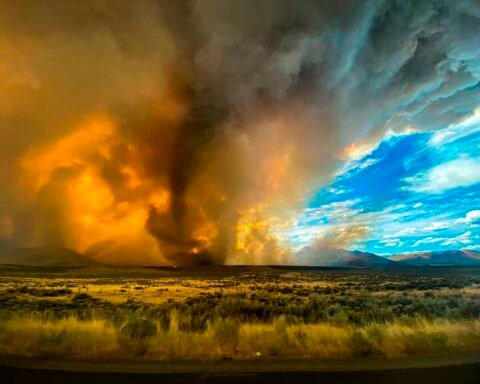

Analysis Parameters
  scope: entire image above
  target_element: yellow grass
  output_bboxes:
[0,275,338,305]
[0,317,119,358]
[1,315,480,360]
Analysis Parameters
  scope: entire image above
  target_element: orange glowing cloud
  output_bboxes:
[19,114,115,194]
[16,113,173,264]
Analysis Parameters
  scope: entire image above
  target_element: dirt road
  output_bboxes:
[2,354,480,384]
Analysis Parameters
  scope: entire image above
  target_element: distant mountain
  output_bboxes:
[2,236,479,268]
[0,237,100,266]
[391,249,480,266]
[333,250,399,267]
[296,247,398,268]
[296,246,480,268]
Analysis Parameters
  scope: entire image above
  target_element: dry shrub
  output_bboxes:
[0,317,118,358]
[0,315,479,360]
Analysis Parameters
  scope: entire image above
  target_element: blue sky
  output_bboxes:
[282,110,480,255]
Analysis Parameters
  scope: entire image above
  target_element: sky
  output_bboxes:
[0,0,479,265]
[281,109,480,255]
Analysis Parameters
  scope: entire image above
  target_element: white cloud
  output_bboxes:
[455,210,480,225]
[412,231,473,248]
[281,199,366,248]
[380,238,404,247]
[405,157,480,193]
[327,187,351,195]
[338,156,379,177]
[441,231,472,246]
[357,158,379,170]
[300,199,362,224]
[413,237,444,247]
[382,226,417,239]
[429,108,480,146]
[424,221,449,231]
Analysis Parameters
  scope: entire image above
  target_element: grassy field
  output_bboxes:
[0,266,479,360]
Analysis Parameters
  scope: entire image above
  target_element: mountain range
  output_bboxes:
[390,249,480,266]
[296,246,480,268]
[0,237,100,266]
[0,236,479,267]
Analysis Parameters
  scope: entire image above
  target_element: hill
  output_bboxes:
[0,237,100,266]
[296,247,398,268]
[391,249,480,266]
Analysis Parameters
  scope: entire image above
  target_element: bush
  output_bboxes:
[349,331,380,357]
[120,318,157,340]
[72,293,94,302]
[213,318,240,347]
[403,331,448,355]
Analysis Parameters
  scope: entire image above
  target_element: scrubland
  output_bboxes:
[0,266,479,361]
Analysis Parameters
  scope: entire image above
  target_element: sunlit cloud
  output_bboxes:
[424,222,449,231]
[380,238,404,248]
[413,237,444,247]
[456,210,480,225]
[441,231,472,247]
[429,108,480,146]
[405,157,480,194]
